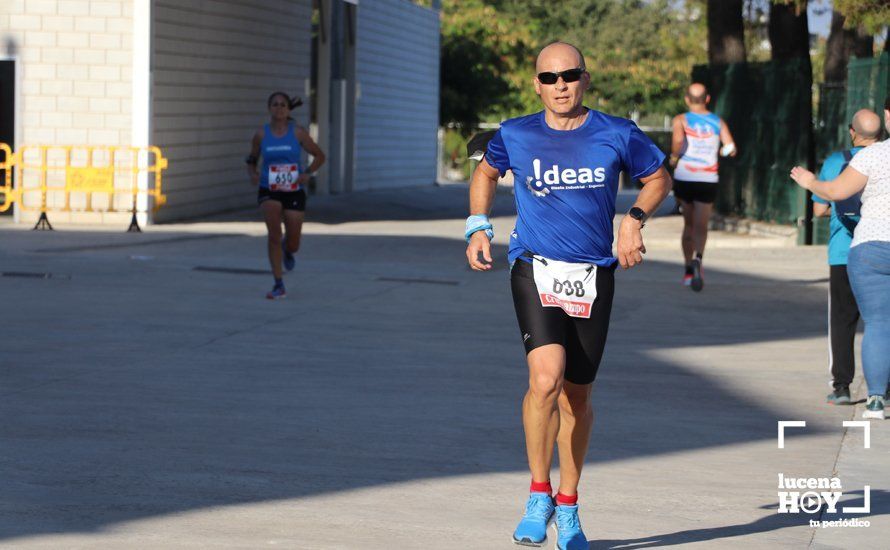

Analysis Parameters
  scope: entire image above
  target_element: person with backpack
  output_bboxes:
[792,97,890,420]
[812,109,882,406]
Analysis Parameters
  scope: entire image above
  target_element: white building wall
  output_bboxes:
[151,0,313,222]
[2,0,134,146]
[1,0,136,224]
[1,0,440,224]
[354,0,439,191]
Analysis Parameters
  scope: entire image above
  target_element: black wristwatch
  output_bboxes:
[627,206,647,227]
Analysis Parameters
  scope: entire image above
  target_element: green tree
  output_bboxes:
[494,0,708,118]
[771,0,888,33]
[439,0,535,130]
[440,0,708,126]
[832,0,890,34]
[824,9,874,82]
[576,0,708,117]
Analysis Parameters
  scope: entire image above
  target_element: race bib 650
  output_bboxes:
[269,164,300,191]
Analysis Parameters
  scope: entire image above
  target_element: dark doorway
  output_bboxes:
[0,60,13,215]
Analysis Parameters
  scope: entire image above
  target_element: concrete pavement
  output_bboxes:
[0,184,887,549]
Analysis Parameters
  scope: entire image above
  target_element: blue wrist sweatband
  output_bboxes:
[465,214,494,243]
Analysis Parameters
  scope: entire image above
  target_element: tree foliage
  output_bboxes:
[556,0,708,118]
[439,0,535,129]
[439,0,708,128]
[771,0,889,33]
[834,0,890,34]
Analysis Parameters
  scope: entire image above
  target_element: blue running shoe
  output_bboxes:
[282,241,295,271]
[512,492,554,546]
[266,283,286,300]
[553,504,587,550]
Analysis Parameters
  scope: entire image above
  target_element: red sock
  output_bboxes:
[530,479,552,494]
[555,492,578,506]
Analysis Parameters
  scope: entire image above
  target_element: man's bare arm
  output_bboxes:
[634,166,673,214]
[247,131,262,185]
[720,120,737,157]
[470,158,499,215]
[616,166,673,269]
[466,158,500,271]
[669,115,685,167]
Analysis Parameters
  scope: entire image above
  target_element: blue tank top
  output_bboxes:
[260,122,303,191]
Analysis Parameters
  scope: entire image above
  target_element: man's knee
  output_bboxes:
[268,231,283,245]
[529,371,563,403]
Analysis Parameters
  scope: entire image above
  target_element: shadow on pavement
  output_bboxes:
[0,227,833,542]
[589,489,890,548]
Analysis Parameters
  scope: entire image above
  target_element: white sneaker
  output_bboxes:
[862,395,887,419]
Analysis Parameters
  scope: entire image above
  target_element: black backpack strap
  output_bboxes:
[841,149,854,169]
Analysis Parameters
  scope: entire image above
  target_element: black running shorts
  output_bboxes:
[510,258,615,385]
[673,179,718,204]
[258,188,307,211]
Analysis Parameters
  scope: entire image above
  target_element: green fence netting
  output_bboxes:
[692,59,813,227]
[813,53,889,243]
[816,82,847,161]
[819,53,890,160]
[693,53,889,242]
[847,52,890,124]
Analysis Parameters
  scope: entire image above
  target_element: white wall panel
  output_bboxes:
[152,0,312,221]
[354,0,439,191]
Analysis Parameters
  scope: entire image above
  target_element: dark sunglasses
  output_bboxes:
[537,68,585,85]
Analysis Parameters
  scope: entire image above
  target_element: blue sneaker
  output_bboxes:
[282,241,295,271]
[512,492,554,546]
[553,504,587,550]
[266,283,286,300]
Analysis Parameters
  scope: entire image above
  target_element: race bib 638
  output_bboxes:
[531,256,598,318]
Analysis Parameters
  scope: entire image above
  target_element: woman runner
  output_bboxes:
[246,92,326,299]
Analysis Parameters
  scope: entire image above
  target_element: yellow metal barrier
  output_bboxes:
[0,143,14,213]
[3,144,167,231]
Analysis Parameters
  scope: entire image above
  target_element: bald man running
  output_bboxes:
[670,83,736,291]
[814,109,881,405]
[465,42,672,549]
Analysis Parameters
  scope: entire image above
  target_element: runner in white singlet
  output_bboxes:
[669,83,736,292]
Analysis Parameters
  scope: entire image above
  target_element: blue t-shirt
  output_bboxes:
[485,109,665,267]
[813,147,862,265]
